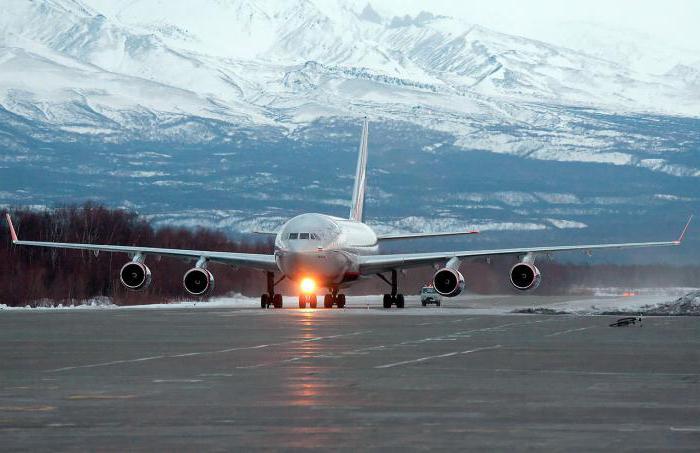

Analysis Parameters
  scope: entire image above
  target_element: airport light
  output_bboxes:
[300,277,316,294]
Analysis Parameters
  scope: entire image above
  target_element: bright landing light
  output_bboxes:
[300,278,316,294]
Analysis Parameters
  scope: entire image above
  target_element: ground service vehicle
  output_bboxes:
[421,286,442,306]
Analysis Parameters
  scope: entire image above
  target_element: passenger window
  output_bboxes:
[299,233,310,239]
[288,233,298,239]
[310,233,319,240]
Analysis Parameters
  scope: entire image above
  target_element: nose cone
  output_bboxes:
[275,214,344,282]
[276,213,340,251]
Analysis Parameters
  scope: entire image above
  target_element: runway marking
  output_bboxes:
[46,330,371,373]
[152,379,203,383]
[49,356,167,372]
[375,345,503,369]
[545,326,596,337]
[234,319,554,369]
[0,405,56,412]
[46,423,76,428]
[489,368,700,378]
[670,426,700,432]
[67,394,137,400]
[415,318,476,326]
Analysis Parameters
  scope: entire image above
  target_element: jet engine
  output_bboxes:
[510,262,542,291]
[183,268,215,296]
[119,262,152,290]
[432,267,465,297]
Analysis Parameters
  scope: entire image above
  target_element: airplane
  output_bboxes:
[4,119,693,309]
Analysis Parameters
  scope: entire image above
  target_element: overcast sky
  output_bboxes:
[372,0,700,51]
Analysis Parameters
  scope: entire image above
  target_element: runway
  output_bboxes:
[1,295,700,451]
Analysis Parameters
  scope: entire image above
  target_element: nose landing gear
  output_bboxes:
[298,294,317,309]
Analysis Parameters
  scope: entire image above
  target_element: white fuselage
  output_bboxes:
[274,213,378,287]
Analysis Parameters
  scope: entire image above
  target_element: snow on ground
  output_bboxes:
[2,289,699,315]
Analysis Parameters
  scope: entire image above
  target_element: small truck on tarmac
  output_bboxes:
[420,285,442,307]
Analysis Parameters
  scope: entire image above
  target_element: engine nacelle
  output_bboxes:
[119,262,152,290]
[183,268,215,296]
[510,263,542,291]
[432,268,465,297]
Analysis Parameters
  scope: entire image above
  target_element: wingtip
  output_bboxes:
[5,213,18,242]
[676,214,693,244]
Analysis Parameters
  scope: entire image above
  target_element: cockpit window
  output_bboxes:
[288,232,320,240]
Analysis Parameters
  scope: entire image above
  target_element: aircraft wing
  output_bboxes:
[360,216,692,274]
[5,214,278,272]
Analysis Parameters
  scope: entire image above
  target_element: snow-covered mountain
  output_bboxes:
[1,1,698,169]
[1,0,699,261]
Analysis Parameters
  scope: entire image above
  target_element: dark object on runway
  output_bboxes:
[609,316,642,327]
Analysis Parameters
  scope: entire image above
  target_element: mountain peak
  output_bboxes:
[388,11,441,28]
[358,3,382,24]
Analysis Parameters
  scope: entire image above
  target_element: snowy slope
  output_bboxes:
[0,0,699,174]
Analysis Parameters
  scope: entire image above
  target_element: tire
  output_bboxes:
[436,301,441,307]
[383,294,392,309]
[422,300,427,307]
[261,294,269,309]
[309,295,317,309]
[298,295,306,309]
[324,294,333,309]
[273,294,283,309]
[396,294,405,308]
[337,294,346,308]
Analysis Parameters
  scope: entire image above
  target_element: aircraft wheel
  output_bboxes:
[323,294,333,308]
[298,295,307,309]
[383,294,392,309]
[261,294,269,309]
[396,294,405,308]
[309,295,317,309]
[272,294,282,308]
[337,294,346,308]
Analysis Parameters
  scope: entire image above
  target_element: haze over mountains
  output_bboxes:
[0,0,698,261]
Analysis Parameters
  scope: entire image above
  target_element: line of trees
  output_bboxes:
[1,203,698,307]
[0,203,273,306]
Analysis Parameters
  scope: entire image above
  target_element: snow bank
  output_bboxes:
[639,291,700,316]
[0,295,258,310]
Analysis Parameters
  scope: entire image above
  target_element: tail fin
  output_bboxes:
[349,118,369,222]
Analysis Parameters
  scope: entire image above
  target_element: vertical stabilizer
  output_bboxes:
[349,118,369,222]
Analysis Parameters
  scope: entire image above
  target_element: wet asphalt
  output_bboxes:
[1,295,699,451]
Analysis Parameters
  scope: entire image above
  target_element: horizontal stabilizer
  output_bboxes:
[252,231,278,236]
[377,230,479,241]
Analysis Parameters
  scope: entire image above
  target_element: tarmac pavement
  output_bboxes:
[1,295,699,451]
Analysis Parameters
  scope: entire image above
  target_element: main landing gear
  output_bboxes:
[261,272,285,309]
[322,290,346,309]
[299,293,346,309]
[377,270,405,309]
